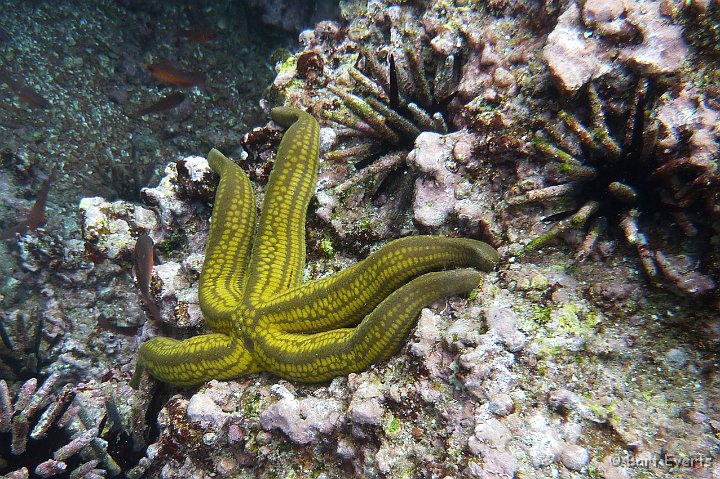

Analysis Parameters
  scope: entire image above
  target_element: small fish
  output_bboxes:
[26,172,52,230]
[97,315,141,336]
[142,61,206,89]
[133,91,186,117]
[0,67,51,109]
[133,235,155,298]
[133,235,162,321]
[177,26,216,43]
[0,171,54,240]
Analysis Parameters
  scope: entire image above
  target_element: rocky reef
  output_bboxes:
[1,0,719,478]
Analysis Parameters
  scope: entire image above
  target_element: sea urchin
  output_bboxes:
[511,78,718,295]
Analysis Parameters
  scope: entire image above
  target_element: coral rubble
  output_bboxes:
[0,375,148,478]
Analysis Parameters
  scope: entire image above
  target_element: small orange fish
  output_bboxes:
[133,91,186,117]
[133,234,162,322]
[142,61,206,90]
[0,67,51,109]
[0,170,54,240]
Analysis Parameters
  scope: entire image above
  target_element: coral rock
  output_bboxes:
[348,396,384,427]
[484,306,527,352]
[598,454,632,479]
[544,4,608,94]
[656,87,719,164]
[582,0,629,37]
[458,331,518,401]
[470,417,512,451]
[619,0,688,75]
[175,155,217,203]
[526,414,564,468]
[469,449,517,479]
[487,393,515,417]
[140,162,197,230]
[153,260,202,328]
[410,309,442,360]
[259,391,344,445]
[559,443,590,471]
[79,197,159,260]
[348,381,385,427]
[409,132,468,228]
[186,381,237,429]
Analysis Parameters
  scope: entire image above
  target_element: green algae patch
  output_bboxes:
[158,230,187,256]
[319,236,334,258]
[526,304,552,330]
[529,300,604,361]
[551,303,600,333]
[528,273,549,290]
[468,288,479,301]
[383,414,401,436]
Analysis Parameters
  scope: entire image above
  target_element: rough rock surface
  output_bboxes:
[259,385,345,445]
[619,0,688,74]
[543,3,609,94]
[408,131,504,244]
[79,197,159,260]
[545,0,689,94]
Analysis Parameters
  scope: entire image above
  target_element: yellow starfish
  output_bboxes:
[132,107,499,386]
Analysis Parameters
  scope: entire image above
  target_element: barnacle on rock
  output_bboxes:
[511,78,719,295]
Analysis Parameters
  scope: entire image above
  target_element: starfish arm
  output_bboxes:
[244,107,320,306]
[199,149,256,334]
[251,268,484,382]
[136,333,260,387]
[252,236,499,333]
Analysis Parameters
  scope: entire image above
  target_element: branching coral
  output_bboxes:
[1,375,109,477]
[0,310,55,382]
[0,375,149,478]
[510,78,719,295]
